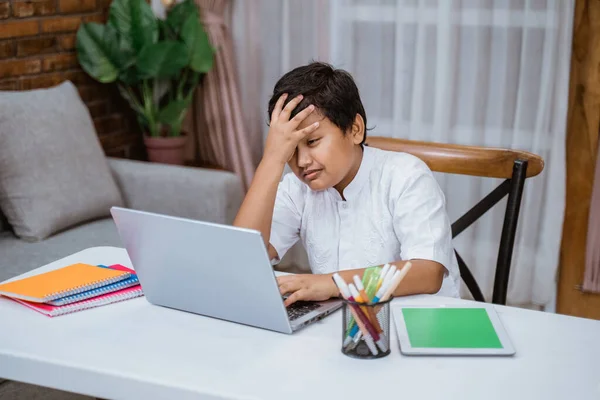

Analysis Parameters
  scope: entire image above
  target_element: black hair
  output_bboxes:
[267,61,368,146]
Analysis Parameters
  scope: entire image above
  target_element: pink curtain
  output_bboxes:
[583,141,600,293]
[185,0,255,190]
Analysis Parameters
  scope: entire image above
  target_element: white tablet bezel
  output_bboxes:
[391,303,516,356]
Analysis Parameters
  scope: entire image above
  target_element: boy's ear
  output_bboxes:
[351,114,365,145]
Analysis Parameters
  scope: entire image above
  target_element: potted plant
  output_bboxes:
[75,0,214,165]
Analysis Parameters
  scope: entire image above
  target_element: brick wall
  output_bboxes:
[0,0,144,158]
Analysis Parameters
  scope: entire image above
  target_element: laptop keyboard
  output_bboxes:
[287,301,321,321]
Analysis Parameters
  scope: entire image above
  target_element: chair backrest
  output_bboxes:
[365,136,544,305]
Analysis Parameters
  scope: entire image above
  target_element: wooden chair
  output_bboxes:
[365,137,544,305]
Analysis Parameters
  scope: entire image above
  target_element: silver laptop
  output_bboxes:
[110,207,341,334]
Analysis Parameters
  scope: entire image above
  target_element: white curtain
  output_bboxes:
[233,0,574,309]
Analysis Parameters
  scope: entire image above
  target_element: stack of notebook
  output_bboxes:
[0,263,143,317]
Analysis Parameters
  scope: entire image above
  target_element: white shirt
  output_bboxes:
[270,146,460,298]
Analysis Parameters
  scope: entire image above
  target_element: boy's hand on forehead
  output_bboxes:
[264,93,320,165]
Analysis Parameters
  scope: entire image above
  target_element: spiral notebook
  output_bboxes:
[0,263,131,303]
[48,265,139,306]
[12,285,144,317]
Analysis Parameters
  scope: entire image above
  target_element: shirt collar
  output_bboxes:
[329,146,376,202]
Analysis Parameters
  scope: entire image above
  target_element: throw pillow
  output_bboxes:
[0,81,125,241]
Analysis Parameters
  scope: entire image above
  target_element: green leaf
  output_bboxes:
[76,23,119,83]
[119,67,139,85]
[136,41,189,78]
[104,23,136,70]
[109,0,158,54]
[157,100,189,126]
[157,18,176,41]
[181,15,214,73]
[166,0,198,33]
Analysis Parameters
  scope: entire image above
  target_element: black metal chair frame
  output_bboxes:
[451,159,529,305]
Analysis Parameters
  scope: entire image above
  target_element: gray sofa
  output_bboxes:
[0,157,243,283]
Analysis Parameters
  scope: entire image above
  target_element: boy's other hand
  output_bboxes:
[277,273,338,307]
[264,93,320,165]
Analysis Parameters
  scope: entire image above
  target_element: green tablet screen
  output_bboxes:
[402,308,503,349]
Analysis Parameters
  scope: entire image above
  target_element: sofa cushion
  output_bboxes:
[0,218,122,282]
[0,81,124,241]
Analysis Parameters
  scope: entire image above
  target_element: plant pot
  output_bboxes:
[143,135,188,165]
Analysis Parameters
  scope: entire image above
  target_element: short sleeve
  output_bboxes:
[269,173,305,265]
[391,161,454,275]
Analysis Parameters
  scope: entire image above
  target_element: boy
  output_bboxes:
[234,62,460,306]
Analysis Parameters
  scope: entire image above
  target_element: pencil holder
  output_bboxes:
[341,297,392,359]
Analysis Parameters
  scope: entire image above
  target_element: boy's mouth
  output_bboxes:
[303,169,322,181]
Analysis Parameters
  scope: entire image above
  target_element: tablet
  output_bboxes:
[391,304,516,356]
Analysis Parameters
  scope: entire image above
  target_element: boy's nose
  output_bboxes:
[296,148,312,168]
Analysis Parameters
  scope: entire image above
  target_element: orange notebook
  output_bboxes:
[0,263,131,303]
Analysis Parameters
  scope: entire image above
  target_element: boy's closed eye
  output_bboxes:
[307,138,320,146]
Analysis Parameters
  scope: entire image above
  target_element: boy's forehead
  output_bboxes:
[296,112,328,129]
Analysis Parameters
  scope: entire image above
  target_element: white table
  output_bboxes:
[1,247,599,400]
